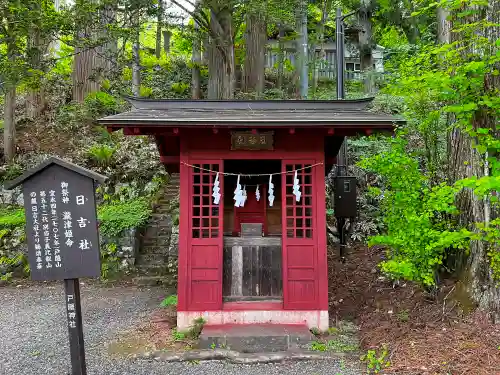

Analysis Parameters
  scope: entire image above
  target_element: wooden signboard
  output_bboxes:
[231,131,274,150]
[6,157,106,375]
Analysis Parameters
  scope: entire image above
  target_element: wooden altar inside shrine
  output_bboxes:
[98,97,401,330]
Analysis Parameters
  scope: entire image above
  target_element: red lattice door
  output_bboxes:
[187,161,223,310]
[281,161,319,310]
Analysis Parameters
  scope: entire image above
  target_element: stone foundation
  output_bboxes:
[177,310,329,331]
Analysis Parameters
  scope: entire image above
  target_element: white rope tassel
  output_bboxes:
[255,184,260,201]
[268,175,275,207]
[292,170,302,202]
[212,172,221,205]
[242,185,247,207]
[233,175,244,207]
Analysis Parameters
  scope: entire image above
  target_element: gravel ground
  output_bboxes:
[0,283,361,375]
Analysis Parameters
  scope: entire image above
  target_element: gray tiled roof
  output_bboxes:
[97,97,404,128]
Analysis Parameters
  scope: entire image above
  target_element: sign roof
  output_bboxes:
[5,157,107,190]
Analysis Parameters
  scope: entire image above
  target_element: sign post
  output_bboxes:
[6,157,106,375]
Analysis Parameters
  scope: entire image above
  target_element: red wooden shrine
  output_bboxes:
[99,97,401,330]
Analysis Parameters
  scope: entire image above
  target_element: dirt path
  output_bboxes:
[0,283,362,375]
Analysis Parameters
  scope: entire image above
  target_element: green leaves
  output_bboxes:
[0,207,26,227]
[97,198,152,237]
[359,139,474,286]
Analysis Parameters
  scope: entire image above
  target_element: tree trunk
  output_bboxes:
[207,8,235,99]
[72,0,101,103]
[100,4,117,75]
[156,0,163,58]
[296,0,309,98]
[4,86,16,162]
[26,28,46,119]
[358,0,373,93]
[202,33,209,65]
[437,7,451,44]
[192,20,202,99]
[448,1,500,320]
[132,32,141,97]
[26,1,48,119]
[277,24,285,90]
[50,0,61,54]
[312,0,332,96]
[163,30,171,54]
[243,12,266,96]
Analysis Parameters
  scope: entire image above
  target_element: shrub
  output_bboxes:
[87,144,116,167]
[358,138,472,286]
[0,207,28,277]
[0,207,25,227]
[98,198,152,237]
[83,91,119,116]
[160,295,178,308]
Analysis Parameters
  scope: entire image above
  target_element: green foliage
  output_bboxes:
[310,327,321,336]
[0,207,28,278]
[0,162,25,183]
[396,309,409,322]
[364,0,500,284]
[98,198,152,237]
[189,317,206,339]
[310,340,357,352]
[160,295,178,308]
[0,207,25,227]
[359,139,473,286]
[172,317,206,342]
[141,57,203,99]
[87,144,116,167]
[172,329,186,341]
[100,243,120,280]
[361,344,391,374]
[84,91,120,117]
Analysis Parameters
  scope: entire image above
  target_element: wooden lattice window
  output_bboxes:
[285,164,313,238]
[191,164,220,239]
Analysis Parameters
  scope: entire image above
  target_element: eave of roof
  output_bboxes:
[97,97,405,129]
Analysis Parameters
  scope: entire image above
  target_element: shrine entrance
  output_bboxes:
[222,160,283,303]
[183,155,324,313]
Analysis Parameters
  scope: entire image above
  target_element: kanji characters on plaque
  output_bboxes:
[66,294,77,329]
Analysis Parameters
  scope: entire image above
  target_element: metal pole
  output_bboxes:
[335,7,345,100]
[335,7,348,262]
[300,0,309,98]
[64,278,87,375]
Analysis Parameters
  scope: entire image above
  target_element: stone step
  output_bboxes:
[199,324,314,353]
[162,193,179,199]
[136,253,167,265]
[165,188,179,192]
[135,264,170,276]
[143,226,171,237]
[141,246,168,254]
[142,235,171,246]
[132,275,176,287]
[151,213,170,219]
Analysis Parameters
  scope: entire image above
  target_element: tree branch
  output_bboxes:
[169,0,210,32]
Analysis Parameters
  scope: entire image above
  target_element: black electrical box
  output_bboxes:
[333,176,357,218]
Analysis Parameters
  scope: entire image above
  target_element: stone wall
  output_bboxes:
[101,228,141,273]
[0,187,24,206]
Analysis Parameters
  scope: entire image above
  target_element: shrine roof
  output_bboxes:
[97,97,404,129]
